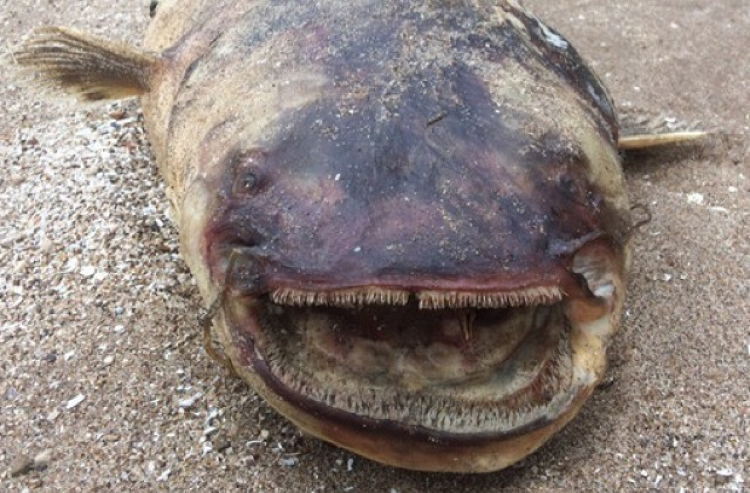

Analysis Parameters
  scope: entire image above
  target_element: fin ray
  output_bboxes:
[15,27,156,101]
[617,105,708,150]
[618,131,707,150]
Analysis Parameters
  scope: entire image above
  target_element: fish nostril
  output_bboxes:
[558,174,578,198]
[226,232,264,252]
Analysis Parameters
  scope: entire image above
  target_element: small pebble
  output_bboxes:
[10,455,34,477]
[687,192,704,205]
[279,456,299,467]
[178,392,202,409]
[103,355,115,366]
[5,386,20,400]
[33,449,52,471]
[201,442,213,456]
[109,108,127,120]
[214,439,232,453]
[66,394,85,409]
[80,265,97,278]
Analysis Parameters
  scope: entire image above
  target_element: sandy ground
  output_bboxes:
[1,0,748,491]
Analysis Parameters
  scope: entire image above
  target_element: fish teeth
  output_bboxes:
[269,286,563,308]
[417,287,564,309]
[270,288,410,307]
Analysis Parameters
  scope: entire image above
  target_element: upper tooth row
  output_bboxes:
[269,286,564,309]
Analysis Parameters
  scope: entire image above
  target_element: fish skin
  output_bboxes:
[140,0,630,299]
[139,0,631,473]
[17,0,638,473]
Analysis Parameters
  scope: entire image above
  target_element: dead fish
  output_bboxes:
[16,0,704,473]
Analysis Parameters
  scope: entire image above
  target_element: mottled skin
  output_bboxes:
[20,0,634,472]
[136,0,632,472]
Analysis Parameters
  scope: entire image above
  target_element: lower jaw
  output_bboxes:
[247,343,595,472]
[220,297,610,473]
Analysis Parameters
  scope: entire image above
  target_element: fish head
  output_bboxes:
[90,0,634,472]
[183,58,632,473]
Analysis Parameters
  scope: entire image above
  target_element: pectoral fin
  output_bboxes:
[617,107,708,151]
[617,131,707,150]
[15,27,157,101]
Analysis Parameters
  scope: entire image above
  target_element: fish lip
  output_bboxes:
[261,271,572,296]
[246,336,572,446]
[222,287,589,444]
[206,228,611,302]
[218,256,582,303]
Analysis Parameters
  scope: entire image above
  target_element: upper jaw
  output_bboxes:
[207,218,624,303]
[213,244,593,304]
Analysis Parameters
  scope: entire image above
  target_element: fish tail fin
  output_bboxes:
[14,27,157,101]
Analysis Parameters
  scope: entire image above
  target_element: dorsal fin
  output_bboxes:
[15,27,157,101]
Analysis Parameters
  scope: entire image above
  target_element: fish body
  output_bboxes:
[17,0,698,473]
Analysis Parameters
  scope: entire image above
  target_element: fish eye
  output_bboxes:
[230,149,266,197]
[233,170,258,196]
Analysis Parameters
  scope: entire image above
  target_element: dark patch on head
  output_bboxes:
[206,63,624,289]
[190,1,629,289]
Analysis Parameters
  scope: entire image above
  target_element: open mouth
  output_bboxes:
[222,277,611,440]
[203,233,623,471]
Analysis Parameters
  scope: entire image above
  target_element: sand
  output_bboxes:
[1,0,748,491]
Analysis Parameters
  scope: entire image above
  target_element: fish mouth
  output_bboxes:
[216,243,623,472]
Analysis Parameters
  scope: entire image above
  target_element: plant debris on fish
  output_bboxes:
[15,0,704,473]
